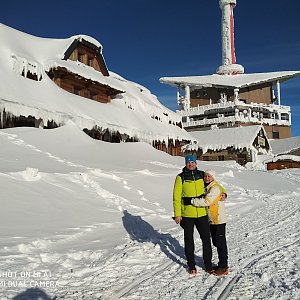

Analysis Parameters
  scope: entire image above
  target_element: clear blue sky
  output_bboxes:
[2,0,300,136]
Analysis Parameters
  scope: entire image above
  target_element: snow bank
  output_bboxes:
[0,124,299,299]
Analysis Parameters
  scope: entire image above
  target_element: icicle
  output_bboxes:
[11,54,43,80]
[0,108,3,128]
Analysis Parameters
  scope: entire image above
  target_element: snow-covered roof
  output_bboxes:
[160,71,300,89]
[264,155,300,163]
[0,23,194,144]
[269,136,300,155]
[186,125,268,153]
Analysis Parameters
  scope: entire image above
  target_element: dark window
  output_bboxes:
[88,57,93,67]
[78,53,84,63]
[74,86,81,95]
[272,131,280,139]
[218,155,225,161]
[90,92,97,100]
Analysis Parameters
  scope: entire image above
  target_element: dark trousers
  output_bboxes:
[210,223,228,268]
[181,216,212,270]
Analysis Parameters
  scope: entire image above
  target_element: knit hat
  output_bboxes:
[185,155,197,164]
[205,169,216,179]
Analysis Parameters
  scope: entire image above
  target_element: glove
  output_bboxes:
[191,197,202,207]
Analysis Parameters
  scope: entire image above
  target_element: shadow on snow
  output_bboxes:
[122,210,204,268]
[12,288,55,300]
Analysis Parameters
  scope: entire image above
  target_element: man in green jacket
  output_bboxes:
[173,155,213,275]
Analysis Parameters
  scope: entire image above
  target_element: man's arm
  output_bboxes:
[191,185,221,207]
[173,175,183,221]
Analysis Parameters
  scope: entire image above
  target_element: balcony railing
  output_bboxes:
[183,115,291,128]
[178,100,291,117]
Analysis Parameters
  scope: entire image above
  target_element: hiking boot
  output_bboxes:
[204,264,217,274]
[213,267,229,276]
[188,268,198,275]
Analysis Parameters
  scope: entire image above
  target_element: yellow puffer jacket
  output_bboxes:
[173,167,207,218]
[205,181,227,224]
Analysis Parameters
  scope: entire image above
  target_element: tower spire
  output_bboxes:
[217,0,244,75]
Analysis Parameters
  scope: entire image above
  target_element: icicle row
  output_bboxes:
[11,54,43,81]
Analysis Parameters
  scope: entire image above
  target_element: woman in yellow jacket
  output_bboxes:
[173,155,213,275]
[191,169,229,276]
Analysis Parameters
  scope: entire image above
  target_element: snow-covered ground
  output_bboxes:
[0,123,299,299]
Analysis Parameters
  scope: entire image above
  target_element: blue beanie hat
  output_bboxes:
[185,155,197,164]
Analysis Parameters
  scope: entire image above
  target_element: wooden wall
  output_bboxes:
[190,87,228,106]
[263,125,291,139]
[267,160,300,170]
[69,44,105,74]
[289,149,300,156]
[190,83,273,107]
[239,83,273,104]
[197,148,250,166]
[153,139,185,156]
[47,67,122,104]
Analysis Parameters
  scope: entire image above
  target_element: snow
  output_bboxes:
[216,63,244,75]
[160,71,300,89]
[0,122,299,299]
[0,22,193,145]
[270,136,300,155]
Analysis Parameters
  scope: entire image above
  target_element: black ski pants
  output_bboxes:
[210,223,228,268]
[181,216,212,271]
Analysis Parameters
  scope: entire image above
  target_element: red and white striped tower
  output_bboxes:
[217,0,244,75]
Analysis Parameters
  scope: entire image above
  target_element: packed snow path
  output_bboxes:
[0,126,299,299]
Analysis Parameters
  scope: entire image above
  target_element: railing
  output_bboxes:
[178,101,291,117]
[182,115,291,128]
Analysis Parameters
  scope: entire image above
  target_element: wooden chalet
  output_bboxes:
[270,136,300,157]
[265,155,300,170]
[47,38,123,104]
[185,125,271,166]
[266,136,300,170]
[0,24,192,157]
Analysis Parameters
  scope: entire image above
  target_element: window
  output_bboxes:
[90,92,97,100]
[272,131,279,139]
[218,155,225,161]
[281,114,289,121]
[196,90,207,97]
[78,53,84,63]
[88,57,94,67]
[73,86,81,95]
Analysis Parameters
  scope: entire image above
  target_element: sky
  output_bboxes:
[1,0,300,135]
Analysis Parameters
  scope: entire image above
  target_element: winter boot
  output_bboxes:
[213,267,229,276]
[188,268,198,275]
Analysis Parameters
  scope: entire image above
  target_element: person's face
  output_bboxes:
[186,161,196,170]
[204,173,213,184]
